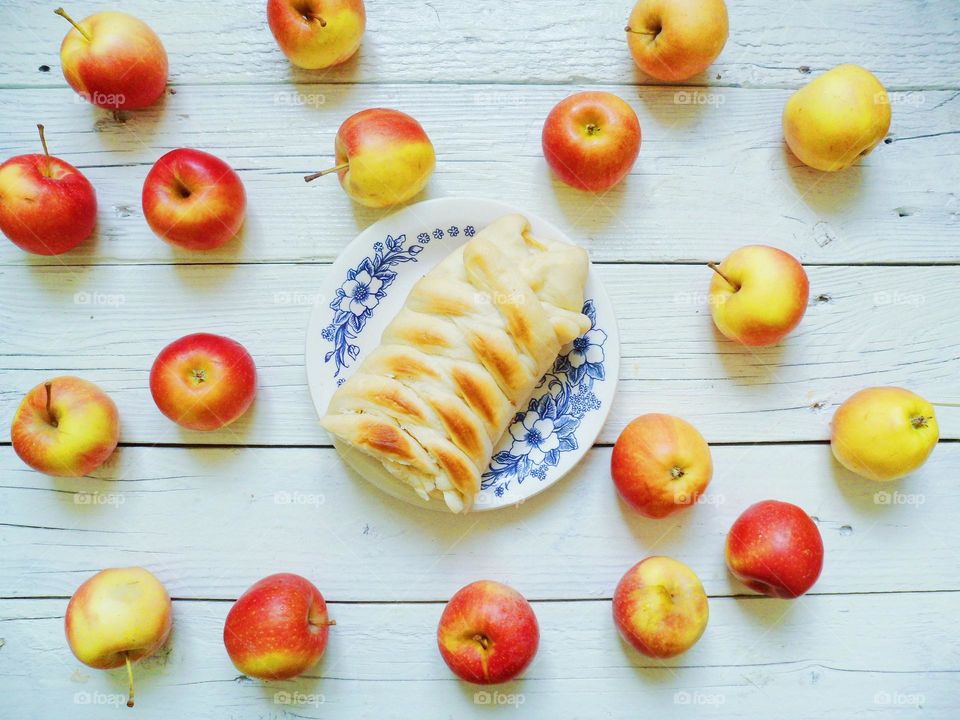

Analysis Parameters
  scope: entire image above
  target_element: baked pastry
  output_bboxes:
[321,214,590,512]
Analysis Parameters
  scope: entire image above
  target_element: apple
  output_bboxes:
[725,500,824,598]
[437,580,539,684]
[55,7,168,110]
[141,148,246,251]
[305,108,435,208]
[831,387,938,481]
[541,91,641,192]
[0,124,97,255]
[65,567,172,707]
[708,245,809,346]
[149,333,256,431]
[625,0,728,82]
[267,0,365,70]
[11,376,119,477]
[784,64,891,172]
[224,573,334,680]
[613,556,708,658]
[611,413,713,518]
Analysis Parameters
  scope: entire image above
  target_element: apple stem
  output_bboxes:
[624,26,658,36]
[37,124,50,158]
[304,163,348,183]
[671,466,684,479]
[54,7,92,42]
[472,633,491,650]
[124,653,135,708]
[708,262,740,291]
[44,381,58,428]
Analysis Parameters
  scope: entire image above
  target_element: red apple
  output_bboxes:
[0,124,96,255]
[611,413,713,518]
[224,573,333,680]
[11,376,119,477]
[613,556,708,658]
[56,7,168,110]
[708,245,810,346]
[437,580,539,685]
[541,91,641,192]
[149,333,256,431]
[305,108,435,208]
[267,0,365,70]
[142,148,246,251]
[725,500,824,598]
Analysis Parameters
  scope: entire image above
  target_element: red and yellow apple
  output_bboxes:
[725,500,824,598]
[149,333,256,431]
[784,64,891,172]
[437,580,539,684]
[613,556,708,658]
[831,387,938,481]
[65,567,172,708]
[611,413,713,518]
[11,376,119,477]
[625,0,728,82]
[56,7,168,110]
[0,124,96,255]
[267,0,365,70]
[224,573,333,680]
[305,108,435,208]
[541,91,641,192]
[708,245,809,346]
[142,148,246,251]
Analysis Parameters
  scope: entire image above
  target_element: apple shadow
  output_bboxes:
[88,90,168,151]
[783,143,864,215]
[168,221,246,270]
[630,81,720,131]
[615,635,685,682]
[548,174,629,236]
[728,592,798,626]
[614,494,699,552]
[712,323,788,387]
[457,677,527,709]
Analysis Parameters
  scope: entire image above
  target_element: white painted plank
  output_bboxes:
[1,263,957,445]
[1,444,956,599]
[0,594,956,719]
[2,0,958,89]
[0,84,957,265]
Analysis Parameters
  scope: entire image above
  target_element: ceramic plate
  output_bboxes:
[306,197,619,511]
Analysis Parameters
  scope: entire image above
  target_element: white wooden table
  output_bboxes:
[1,1,959,717]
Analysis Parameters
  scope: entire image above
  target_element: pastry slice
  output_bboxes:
[321,213,590,512]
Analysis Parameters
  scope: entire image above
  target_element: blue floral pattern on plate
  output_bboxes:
[323,229,460,377]
[480,300,605,497]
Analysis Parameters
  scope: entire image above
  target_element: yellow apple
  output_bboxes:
[783,64,891,172]
[65,567,172,707]
[831,387,938,481]
[708,245,809,346]
[625,0,728,82]
[267,0,365,70]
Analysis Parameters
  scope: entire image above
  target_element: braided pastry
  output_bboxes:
[321,214,590,512]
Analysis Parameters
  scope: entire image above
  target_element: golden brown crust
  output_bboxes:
[321,214,591,512]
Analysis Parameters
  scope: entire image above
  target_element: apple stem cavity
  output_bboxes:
[671,466,684,479]
[911,415,932,429]
[124,653,135,708]
[304,163,349,183]
[708,262,740,291]
[472,633,491,651]
[54,7,92,42]
[44,381,58,428]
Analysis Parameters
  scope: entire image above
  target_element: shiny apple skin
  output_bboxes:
[149,333,256,431]
[542,91,641,192]
[0,153,96,255]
